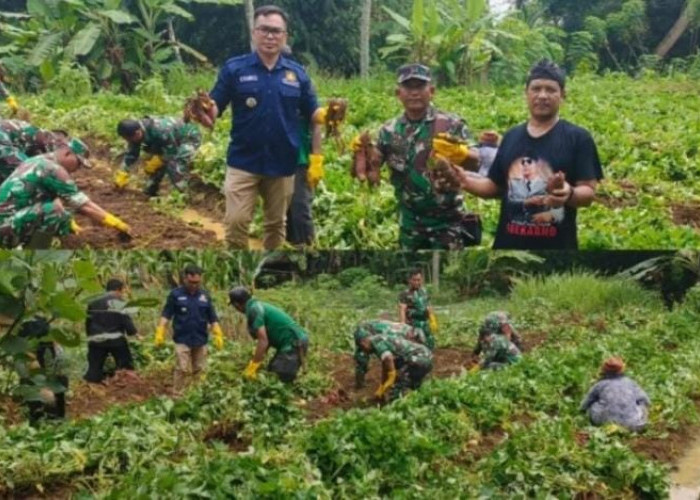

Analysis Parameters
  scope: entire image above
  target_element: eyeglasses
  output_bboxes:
[254,26,287,37]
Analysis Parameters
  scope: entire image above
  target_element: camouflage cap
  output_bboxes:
[481,311,513,335]
[397,63,432,84]
[64,137,92,168]
[354,323,371,345]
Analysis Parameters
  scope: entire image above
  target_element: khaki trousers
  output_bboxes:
[224,167,295,250]
[174,344,207,393]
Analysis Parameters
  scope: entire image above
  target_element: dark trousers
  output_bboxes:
[26,375,68,424]
[84,338,134,383]
[285,166,315,246]
[268,338,309,383]
[389,359,432,400]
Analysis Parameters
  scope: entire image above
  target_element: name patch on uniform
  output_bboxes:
[177,296,187,301]
[239,75,258,82]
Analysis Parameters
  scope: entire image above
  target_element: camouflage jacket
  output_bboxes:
[367,333,433,368]
[398,287,430,323]
[122,117,201,171]
[376,106,470,218]
[481,334,521,368]
[0,155,90,219]
[0,120,39,146]
[354,320,427,376]
[0,120,61,158]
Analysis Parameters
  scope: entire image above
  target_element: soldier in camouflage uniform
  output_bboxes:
[0,119,68,182]
[354,64,481,250]
[354,328,432,401]
[474,311,523,370]
[353,319,427,388]
[114,117,202,197]
[480,332,521,370]
[398,268,436,350]
[472,311,523,357]
[0,139,130,248]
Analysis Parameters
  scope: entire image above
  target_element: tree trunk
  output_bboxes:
[360,0,372,78]
[431,251,440,290]
[655,1,696,58]
[244,0,255,51]
[167,18,182,63]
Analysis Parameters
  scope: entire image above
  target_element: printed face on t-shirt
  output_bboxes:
[505,156,564,232]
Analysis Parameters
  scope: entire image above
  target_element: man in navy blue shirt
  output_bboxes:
[154,265,225,394]
[208,5,324,250]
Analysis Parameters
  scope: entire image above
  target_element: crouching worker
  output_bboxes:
[84,278,139,384]
[353,319,426,389]
[472,311,523,358]
[114,117,201,197]
[0,139,131,248]
[354,329,432,402]
[17,316,68,423]
[580,357,650,432]
[228,286,309,383]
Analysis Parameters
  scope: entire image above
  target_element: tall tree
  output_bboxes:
[360,0,372,77]
[655,0,700,57]
[244,0,254,50]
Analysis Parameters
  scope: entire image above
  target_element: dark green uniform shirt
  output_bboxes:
[245,299,308,353]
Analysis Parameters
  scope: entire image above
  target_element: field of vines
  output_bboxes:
[17,67,700,249]
[1,251,700,497]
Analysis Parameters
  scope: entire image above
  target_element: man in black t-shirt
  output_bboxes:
[84,278,139,383]
[458,60,603,249]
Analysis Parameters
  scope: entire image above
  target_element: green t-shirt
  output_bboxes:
[245,299,307,353]
[297,121,311,166]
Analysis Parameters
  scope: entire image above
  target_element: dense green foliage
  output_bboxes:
[1,259,699,498]
[16,68,700,249]
[2,0,699,89]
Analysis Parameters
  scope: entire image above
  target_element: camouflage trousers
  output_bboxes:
[0,131,28,184]
[411,319,435,350]
[398,205,481,250]
[0,201,72,248]
[388,358,432,401]
[144,143,198,196]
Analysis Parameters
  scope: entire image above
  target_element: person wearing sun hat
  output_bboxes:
[580,356,651,431]
[0,137,131,248]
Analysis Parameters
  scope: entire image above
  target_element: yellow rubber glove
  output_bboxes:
[350,134,363,153]
[211,324,224,350]
[143,155,164,175]
[114,170,129,189]
[468,364,481,374]
[313,106,328,125]
[6,96,18,113]
[432,134,469,165]
[102,213,130,234]
[307,154,324,189]
[70,218,82,235]
[154,325,166,347]
[374,369,397,398]
[243,360,262,380]
[429,311,439,334]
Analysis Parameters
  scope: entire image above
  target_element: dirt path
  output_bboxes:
[61,160,220,249]
[672,202,700,229]
[67,368,173,420]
